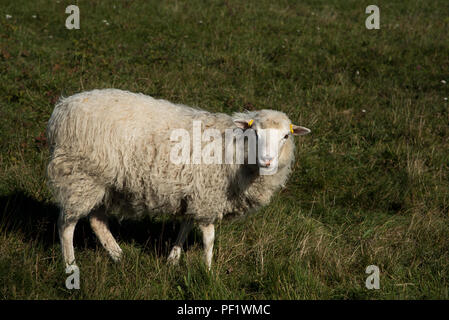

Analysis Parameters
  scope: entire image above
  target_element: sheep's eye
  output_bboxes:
[284,134,289,139]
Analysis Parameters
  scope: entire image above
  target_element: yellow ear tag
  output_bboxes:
[290,124,294,134]
[248,119,254,127]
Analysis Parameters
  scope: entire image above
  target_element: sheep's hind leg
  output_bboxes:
[56,175,106,269]
[199,223,215,271]
[89,208,122,262]
[58,210,79,268]
[167,219,193,265]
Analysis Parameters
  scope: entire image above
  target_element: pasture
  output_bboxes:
[0,0,448,299]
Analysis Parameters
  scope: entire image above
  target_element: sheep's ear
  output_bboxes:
[233,119,254,130]
[291,124,311,136]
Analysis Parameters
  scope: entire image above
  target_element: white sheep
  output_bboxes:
[46,89,310,270]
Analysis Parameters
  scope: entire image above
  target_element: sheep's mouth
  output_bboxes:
[257,162,271,168]
[257,159,279,175]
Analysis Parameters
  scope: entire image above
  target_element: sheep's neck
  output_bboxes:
[238,163,291,210]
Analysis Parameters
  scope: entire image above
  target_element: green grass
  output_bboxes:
[1,0,448,299]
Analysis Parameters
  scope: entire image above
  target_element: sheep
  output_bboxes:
[46,89,311,270]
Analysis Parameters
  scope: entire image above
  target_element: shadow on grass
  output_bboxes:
[0,190,199,257]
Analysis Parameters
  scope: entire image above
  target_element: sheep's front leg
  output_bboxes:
[199,223,215,271]
[167,219,193,265]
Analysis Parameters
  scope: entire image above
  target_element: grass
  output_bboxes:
[0,0,448,299]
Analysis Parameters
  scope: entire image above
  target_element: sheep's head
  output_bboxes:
[233,110,310,175]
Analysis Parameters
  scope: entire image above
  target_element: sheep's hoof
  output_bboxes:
[167,246,182,265]
[65,262,78,271]
[109,249,123,263]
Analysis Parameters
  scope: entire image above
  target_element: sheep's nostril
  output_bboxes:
[260,157,272,167]
[259,156,273,167]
